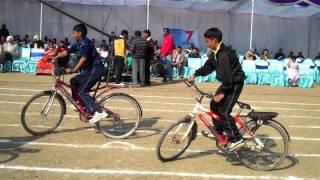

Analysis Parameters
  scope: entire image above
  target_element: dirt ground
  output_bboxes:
[0,73,320,180]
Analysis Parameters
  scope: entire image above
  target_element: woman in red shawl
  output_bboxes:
[56,40,69,67]
[36,40,57,75]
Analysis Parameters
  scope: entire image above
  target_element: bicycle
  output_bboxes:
[156,80,290,171]
[21,64,142,139]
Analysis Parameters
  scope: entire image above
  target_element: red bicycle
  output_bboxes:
[156,81,290,171]
[21,68,142,139]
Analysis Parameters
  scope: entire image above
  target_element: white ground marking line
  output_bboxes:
[1,87,320,106]
[1,90,320,107]
[0,165,314,180]
[2,92,320,111]
[289,126,320,129]
[1,123,320,142]
[2,100,320,113]
[1,110,320,120]
[0,140,319,158]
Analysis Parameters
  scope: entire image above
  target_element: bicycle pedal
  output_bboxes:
[201,131,215,139]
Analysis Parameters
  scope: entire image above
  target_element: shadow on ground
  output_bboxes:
[0,136,41,164]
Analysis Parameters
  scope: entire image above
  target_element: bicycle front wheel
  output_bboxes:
[21,91,65,136]
[96,93,141,139]
[156,117,195,162]
[238,120,289,171]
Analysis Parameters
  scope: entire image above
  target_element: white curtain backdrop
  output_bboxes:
[0,0,319,58]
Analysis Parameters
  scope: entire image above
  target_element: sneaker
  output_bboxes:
[89,111,108,124]
[227,138,245,152]
[114,82,125,87]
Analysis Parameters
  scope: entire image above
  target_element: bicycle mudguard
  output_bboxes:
[99,93,143,117]
[43,91,67,115]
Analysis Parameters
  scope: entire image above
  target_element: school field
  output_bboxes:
[0,73,320,180]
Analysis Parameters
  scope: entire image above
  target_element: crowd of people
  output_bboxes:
[243,48,320,87]
[1,23,320,87]
[244,48,319,61]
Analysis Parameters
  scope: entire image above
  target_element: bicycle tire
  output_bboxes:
[96,93,141,139]
[21,91,65,136]
[156,117,195,162]
[238,120,289,171]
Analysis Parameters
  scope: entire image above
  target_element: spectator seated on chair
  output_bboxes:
[188,47,201,58]
[244,49,256,60]
[261,49,272,61]
[22,34,30,45]
[296,52,305,60]
[315,52,320,60]
[36,40,57,75]
[30,34,44,49]
[55,41,69,68]
[287,55,299,87]
[171,46,185,78]
[274,48,285,60]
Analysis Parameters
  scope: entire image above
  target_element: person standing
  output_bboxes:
[131,31,148,87]
[143,29,155,86]
[160,28,175,82]
[0,24,9,39]
[113,30,128,85]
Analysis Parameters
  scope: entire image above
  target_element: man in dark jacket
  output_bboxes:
[143,29,155,86]
[132,31,147,87]
[187,27,245,151]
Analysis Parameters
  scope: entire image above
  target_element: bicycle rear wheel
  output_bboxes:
[21,91,65,136]
[156,117,195,162]
[238,120,289,171]
[96,93,141,139]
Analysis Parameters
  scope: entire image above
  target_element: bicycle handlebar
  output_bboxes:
[183,80,213,99]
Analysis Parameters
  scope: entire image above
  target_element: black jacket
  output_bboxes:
[131,37,147,59]
[194,43,245,94]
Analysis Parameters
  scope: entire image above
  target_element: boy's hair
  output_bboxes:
[134,31,142,37]
[121,30,129,36]
[143,29,151,36]
[176,45,182,49]
[73,24,87,37]
[204,28,222,42]
[163,28,170,34]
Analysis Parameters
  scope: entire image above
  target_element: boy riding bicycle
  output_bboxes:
[187,28,245,151]
[54,24,107,124]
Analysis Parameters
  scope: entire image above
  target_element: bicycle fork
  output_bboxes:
[41,90,57,117]
[173,116,195,143]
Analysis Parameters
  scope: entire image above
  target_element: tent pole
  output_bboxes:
[249,0,255,49]
[146,0,150,29]
[40,2,43,40]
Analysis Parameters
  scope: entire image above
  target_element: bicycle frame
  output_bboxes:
[181,81,253,146]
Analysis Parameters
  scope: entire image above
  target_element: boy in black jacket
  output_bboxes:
[187,28,245,151]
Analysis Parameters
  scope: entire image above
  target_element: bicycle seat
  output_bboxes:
[248,112,278,120]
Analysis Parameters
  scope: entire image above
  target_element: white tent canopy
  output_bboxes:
[0,0,320,57]
[46,0,320,17]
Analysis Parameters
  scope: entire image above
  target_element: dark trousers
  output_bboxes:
[113,56,125,84]
[70,66,105,113]
[145,58,151,85]
[210,83,244,142]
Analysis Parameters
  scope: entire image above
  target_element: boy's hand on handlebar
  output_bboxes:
[213,93,224,103]
[64,68,73,74]
[187,75,195,83]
